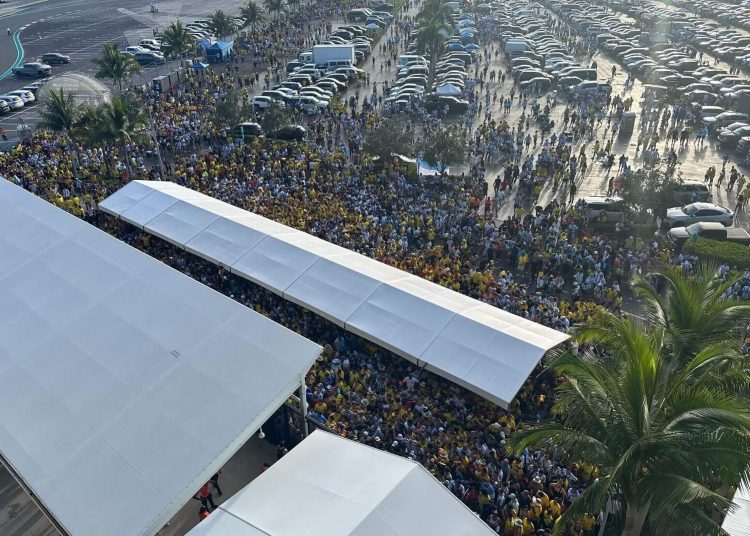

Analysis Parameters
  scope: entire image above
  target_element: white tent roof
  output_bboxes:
[0,180,322,536]
[100,181,569,407]
[723,484,750,536]
[185,430,497,536]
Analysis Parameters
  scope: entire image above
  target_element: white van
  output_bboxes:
[324,59,354,71]
[398,54,427,67]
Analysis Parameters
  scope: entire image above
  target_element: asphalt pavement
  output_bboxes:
[0,0,250,146]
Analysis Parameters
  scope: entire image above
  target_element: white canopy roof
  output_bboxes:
[0,180,322,536]
[100,181,568,407]
[185,430,497,536]
[723,484,750,536]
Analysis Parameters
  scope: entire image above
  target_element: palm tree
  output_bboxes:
[208,9,237,39]
[508,311,750,536]
[91,43,142,93]
[240,1,264,28]
[417,0,454,25]
[37,87,80,137]
[263,0,285,20]
[75,96,148,176]
[160,20,196,59]
[91,96,148,144]
[631,263,750,362]
[414,19,451,89]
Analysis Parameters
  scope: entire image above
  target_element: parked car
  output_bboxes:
[270,124,307,141]
[422,94,469,114]
[581,196,624,221]
[0,95,25,109]
[663,202,735,228]
[230,122,263,140]
[6,89,35,104]
[668,180,712,203]
[251,96,274,110]
[12,62,51,78]
[134,51,166,65]
[41,52,70,64]
[667,222,750,247]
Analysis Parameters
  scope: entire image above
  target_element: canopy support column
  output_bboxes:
[299,380,309,437]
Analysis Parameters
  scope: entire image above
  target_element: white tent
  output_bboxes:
[100,181,569,407]
[185,430,497,536]
[435,82,462,96]
[0,180,322,536]
[722,484,750,536]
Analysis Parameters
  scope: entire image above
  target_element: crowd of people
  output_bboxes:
[2,0,750,534]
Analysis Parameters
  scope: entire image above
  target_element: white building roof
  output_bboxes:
[185,430,497,536]
[0,180,322,536]
[100,181,569,407]
[723,484,750,536]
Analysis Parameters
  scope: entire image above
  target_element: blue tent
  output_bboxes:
[206,41,232,63]
[448,43,465,50]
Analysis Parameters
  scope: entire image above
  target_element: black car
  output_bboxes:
[422,95,470,114]
[271,125,307,142]
[41,52,70,64]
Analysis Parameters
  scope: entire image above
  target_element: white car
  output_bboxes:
[251,95,273,109]
[334,66,365,78]
[663,202,735,228]
[124,46,149,55]
[0,95,25,109]
[7,89,35,104]
[300,87,333,100]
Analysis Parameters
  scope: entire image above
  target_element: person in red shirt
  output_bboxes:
[195,482,217,511]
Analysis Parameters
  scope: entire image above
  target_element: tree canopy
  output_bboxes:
[508,265,750,536]
[363,116,414,167]
[421,126,466,175]
[160,20,196,58]
[91,43,142,92]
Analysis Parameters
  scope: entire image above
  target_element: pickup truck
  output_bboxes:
[668,221,750,247]
[13,62,52,78]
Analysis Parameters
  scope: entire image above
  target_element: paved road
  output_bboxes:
[0,465,59,536]
[0,0,250,145]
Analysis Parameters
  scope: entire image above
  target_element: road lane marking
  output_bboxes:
[0,27,26,81]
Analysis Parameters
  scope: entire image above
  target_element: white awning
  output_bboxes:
[100,181,569,407]
[723,484,750,536]
[0,180,322,536]
[185,430,497,536]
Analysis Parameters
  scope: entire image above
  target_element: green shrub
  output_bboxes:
[683,237,750,269]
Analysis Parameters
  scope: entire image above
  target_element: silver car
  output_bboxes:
[663,202,734,228]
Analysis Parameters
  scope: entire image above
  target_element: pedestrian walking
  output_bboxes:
[210,471,223,497]
[195,482,217,511]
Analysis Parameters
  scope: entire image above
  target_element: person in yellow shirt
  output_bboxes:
[549,499,562,518]
[537,490,550,509]
[581,513,597,535]
[505,512,518,536]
